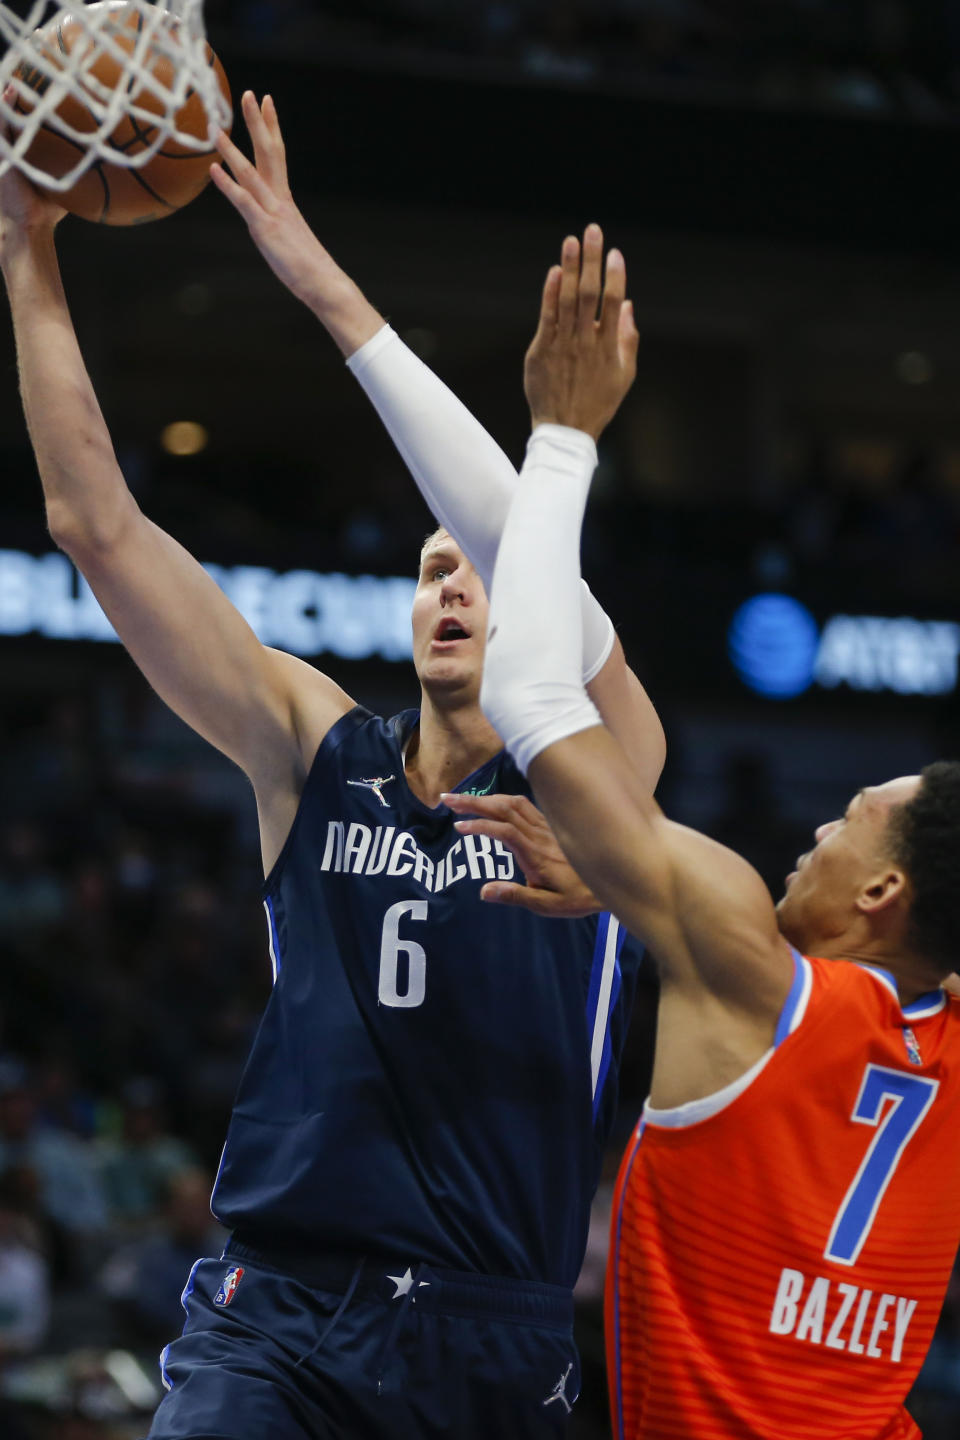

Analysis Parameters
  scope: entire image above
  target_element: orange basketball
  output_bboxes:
[13,1,231,225]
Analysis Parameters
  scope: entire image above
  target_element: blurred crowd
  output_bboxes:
[0,687,267,1436]
[585,436,960,629]
[215,0,960,119]
[0,659,958,1436]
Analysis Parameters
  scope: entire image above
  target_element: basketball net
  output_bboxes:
[0,1,231,189]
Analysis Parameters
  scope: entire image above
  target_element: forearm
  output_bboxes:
[480,424,603,773]
[586,638,666,794]
[348,327,615,681]
[347,325,513,586]
[528,728,665,933]
[477,425,667,927]
[1,229,134,550]
[294,250,383,359]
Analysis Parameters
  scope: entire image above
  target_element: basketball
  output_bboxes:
[12,1,231,226]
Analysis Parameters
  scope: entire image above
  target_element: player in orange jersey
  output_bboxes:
[448,223,960,1440]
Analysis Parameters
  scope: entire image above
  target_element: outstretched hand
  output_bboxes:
[211,91,323,304]
[442,790,601,918]
[524,223,638,441]
[211,92,381,354]
[0,86,66,251]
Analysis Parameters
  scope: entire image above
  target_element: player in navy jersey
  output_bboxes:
[1,91,663,1439]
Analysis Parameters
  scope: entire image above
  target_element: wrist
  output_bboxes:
[527,422,599,465]
[530,415,602,443]
[303,273,384,359]
[0,222,58,278]
[345,321,396,376]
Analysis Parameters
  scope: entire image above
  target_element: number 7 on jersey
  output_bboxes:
[826,1064,938,1267]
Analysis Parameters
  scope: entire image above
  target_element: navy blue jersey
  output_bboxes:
[212,707,642,1288]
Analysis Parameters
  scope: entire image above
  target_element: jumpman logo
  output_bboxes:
[346,775,396,808]
[543,1362,575,1415]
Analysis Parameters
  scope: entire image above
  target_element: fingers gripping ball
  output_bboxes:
[13,2,231,225]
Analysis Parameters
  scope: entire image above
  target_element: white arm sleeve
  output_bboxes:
[347,325,615,684]
[480,424,602,776]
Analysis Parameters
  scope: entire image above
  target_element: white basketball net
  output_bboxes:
[0,1,231,189]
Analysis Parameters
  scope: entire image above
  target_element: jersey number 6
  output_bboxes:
[825,1063,939,1267]
[379,899,428,1008]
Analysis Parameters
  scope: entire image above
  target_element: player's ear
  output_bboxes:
[856,868,908,915]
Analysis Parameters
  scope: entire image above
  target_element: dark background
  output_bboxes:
[2,2,960,1436]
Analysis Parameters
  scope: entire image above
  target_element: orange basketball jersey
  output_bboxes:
[606,951,960,1440]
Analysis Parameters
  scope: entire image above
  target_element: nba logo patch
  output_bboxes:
[214,1265,244,1307]
[903,1026,923,1066]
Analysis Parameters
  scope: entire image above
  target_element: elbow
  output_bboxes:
[46,492,137,563]
[45,498,83,555]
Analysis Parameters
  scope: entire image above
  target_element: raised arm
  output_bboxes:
[477,229,793,1103]
[211,94,664,791]
[0,164,353,871]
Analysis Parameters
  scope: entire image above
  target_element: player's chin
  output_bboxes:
[421,651,479,687]
[774,892,803,947]
[775,881,795,911]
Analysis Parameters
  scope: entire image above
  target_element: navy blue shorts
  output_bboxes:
[147,1241,580,1439]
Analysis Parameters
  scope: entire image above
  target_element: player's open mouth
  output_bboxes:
[786,850,810,886]
[433,617,471,644]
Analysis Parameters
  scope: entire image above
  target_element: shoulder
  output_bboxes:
[244,649,358,806]
[801,956,955,1035]
[281,705,415,814]
[265,649,357,771]
[310,706,415,769]
[769,954,869,1044]
[801,956,896,1017]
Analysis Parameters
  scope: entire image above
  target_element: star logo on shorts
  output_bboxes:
[346,775,395,807]
[386,1267,430,1300]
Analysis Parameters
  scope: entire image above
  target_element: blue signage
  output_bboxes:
[729,594,960,699]
[728,593,820,699]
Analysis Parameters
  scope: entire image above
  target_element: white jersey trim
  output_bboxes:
[590,917,622,1100]
[263,898,280,985]
[857,962,948,1020]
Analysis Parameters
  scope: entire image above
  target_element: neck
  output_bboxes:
[406,692,503,808]
[812,934,946,1007]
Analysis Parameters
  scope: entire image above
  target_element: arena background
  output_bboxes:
[2,2,960,1435]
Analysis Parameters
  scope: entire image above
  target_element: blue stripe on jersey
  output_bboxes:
[773,947,811,1047]
[264,896,282,984]
[587,915,626,1117]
